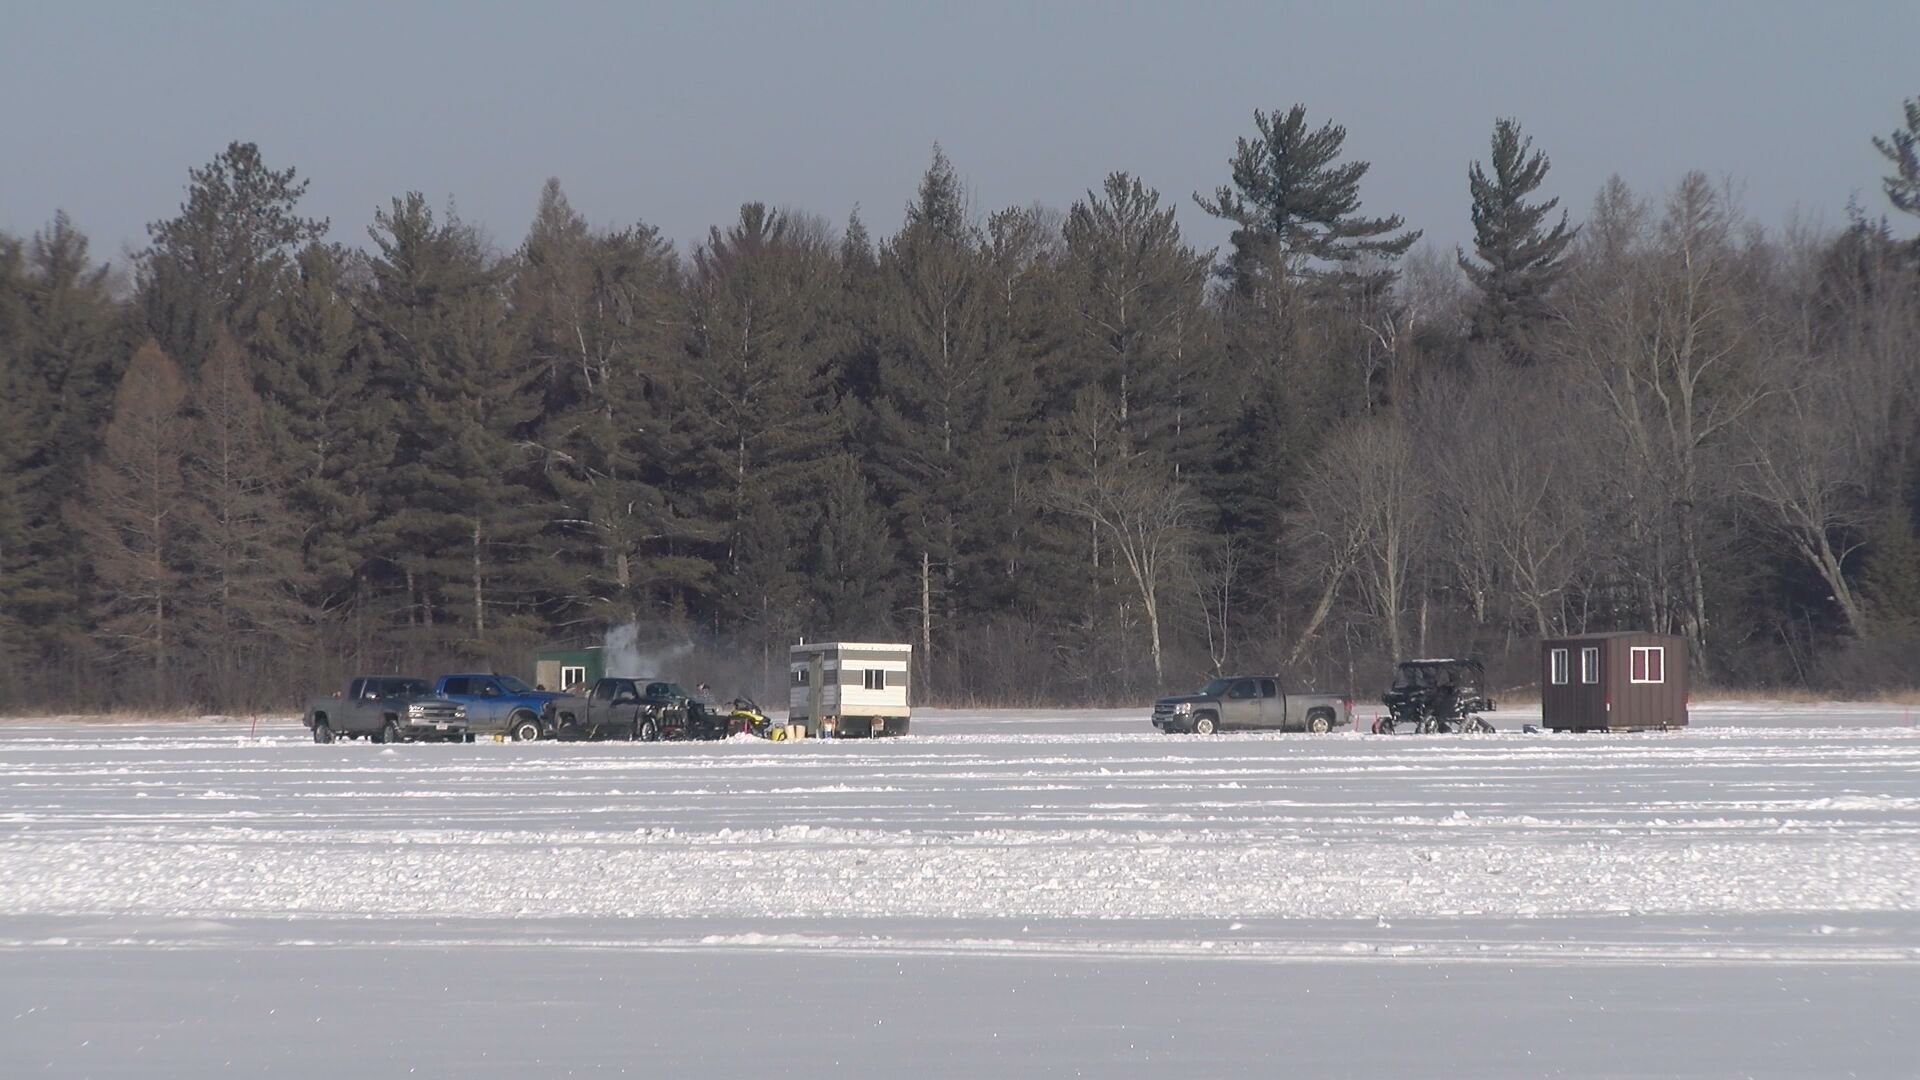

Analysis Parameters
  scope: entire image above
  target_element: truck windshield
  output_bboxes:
[1199,678,1235,697]
[496,675,536,694]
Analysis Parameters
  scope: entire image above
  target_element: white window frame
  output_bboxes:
[560,665,586,688]
[1630,646,1666,684]
[863,669,886,691]
[1580,648,1599,685]
[1550,648,1569,685]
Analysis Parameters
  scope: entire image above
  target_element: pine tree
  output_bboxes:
[1195,104,1421,295]
[868,149,1026,687]
[364,193,545,647]
[69,342,192,700]
[1458,119,1577,365]
[805,453,898,637]
[1195,106,1421,615]
[680,203,846,636]
[1873,97,1920,218]
[142,142,328,368]
[513,179,709,629]
[0,235,27,688]
[252,242,391,626]
[184,334,312,703]
[0,215,126,681]
[1060,172,1215,466]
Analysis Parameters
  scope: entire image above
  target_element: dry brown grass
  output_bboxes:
[0,710,292,725]
[1491,686,1920,707]
[1687,686,1920,705]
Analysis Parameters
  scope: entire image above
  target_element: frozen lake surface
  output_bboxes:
[3,703,1917,1076]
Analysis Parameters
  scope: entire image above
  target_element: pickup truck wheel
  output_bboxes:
[464,732,476,743]
[510,714,543,742]
[636,717,660,742]
[312,722,333,744]
[1192,714,1218,735]
[380,719,402,744]
[1306,711,1332,734]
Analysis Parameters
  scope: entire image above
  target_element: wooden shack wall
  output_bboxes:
[1541,638,1608,730]
[1607,633,1688,730]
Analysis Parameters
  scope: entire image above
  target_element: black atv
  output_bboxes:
[1375,658,1496,734]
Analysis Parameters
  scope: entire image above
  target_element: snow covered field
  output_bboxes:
[3,704,1917,1077]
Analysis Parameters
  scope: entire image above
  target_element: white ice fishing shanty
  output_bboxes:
[787,641,912,737]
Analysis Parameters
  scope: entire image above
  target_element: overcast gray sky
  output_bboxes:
[3,0,1914,267]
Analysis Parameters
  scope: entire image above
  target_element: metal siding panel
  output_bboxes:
[837,648,913,663]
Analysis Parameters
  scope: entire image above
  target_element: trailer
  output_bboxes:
[788,642,912,737]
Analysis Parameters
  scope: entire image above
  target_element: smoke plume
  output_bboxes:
[601,623,694,678]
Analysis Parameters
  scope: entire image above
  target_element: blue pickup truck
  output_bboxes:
[434,673,592,741]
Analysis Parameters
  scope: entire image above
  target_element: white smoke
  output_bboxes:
[601,623,694,678]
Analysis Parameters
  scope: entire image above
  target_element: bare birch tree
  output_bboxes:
[1290,416,1430,661]
[1041,391,1198,685]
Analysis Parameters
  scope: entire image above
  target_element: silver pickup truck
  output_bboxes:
[1150,675,1352,734]
[303,676,470,743]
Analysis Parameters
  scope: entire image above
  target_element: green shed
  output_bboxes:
[534,646,604,693]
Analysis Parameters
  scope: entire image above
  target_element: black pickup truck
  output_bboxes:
[581,678,734,741]
[303,677,470,743]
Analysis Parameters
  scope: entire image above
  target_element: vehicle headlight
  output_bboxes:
[1174,702,1192,714]
[407,704,423,716]
[452,705,467,719]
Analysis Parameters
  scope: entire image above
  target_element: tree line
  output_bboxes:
[4,100,1920,712]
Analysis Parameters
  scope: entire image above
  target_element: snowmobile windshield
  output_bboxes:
[1198,678,1235,697]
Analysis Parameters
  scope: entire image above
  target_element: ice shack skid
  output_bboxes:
[1540,632,1689,731]
[788,642,912,737]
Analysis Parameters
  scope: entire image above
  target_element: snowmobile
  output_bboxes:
[724,697,787,740]
[1373,658,1497,733]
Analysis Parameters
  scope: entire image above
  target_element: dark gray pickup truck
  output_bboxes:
[1151,676,1352,734]
[303,677,470,743]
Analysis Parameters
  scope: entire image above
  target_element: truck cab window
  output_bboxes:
[1259,679,1278,698]
[1228,680,1256,699]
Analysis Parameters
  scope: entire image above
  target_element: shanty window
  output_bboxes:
[864,669,886,690]
[561,665,585,690]
[1550,648,1569,685]
[791,668,809,686]
[1580,648,1599,684]
[1630,647,1665,684]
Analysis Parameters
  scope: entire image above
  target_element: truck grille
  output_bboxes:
[408,701,465,722]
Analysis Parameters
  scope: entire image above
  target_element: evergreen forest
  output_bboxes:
[6,99,1920,711]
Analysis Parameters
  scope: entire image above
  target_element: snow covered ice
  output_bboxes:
[2,703,1917,1076]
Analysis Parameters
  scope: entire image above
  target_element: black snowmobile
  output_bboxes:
[1374,658,1496,733]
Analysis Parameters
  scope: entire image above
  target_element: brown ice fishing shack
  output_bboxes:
[1540,632,1689,732]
